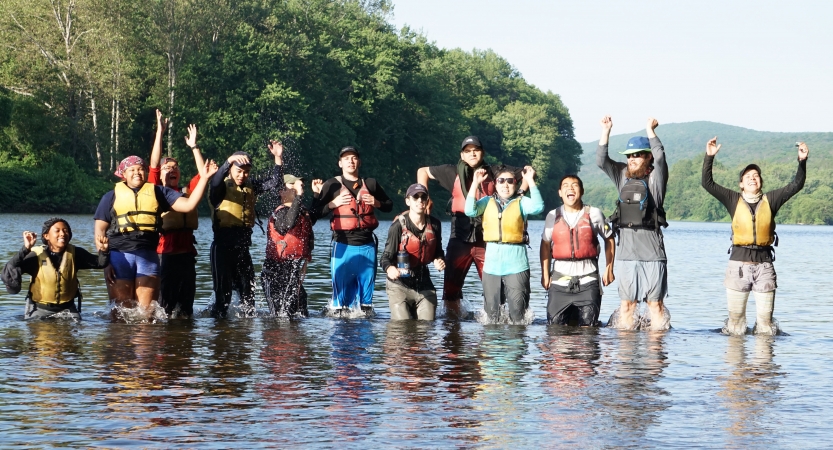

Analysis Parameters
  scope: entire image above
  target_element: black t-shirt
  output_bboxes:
[380,214,444,290]
[428,163,523,241]
[312,176,393,246]
[94,184,182,253]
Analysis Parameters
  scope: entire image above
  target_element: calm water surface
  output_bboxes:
[0,214,831,447]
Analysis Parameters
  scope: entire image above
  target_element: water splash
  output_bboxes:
[721,318,750,336]
[198,291,260,319]
[105,300,168,324]
[37,309,82,322]
[474,304,535,325]
[436,297,475,320]
[607,304,671,331]
[321,305,375,319]
[752,317,782,336]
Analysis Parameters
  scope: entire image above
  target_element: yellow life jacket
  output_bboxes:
[29,245,79,304]
[161,190,199,231]
[732,195,775,246]
[212,177,255,228]
[482,197,525,244]
[111,182,161,234]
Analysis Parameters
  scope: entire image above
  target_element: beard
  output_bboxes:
[626,161,652,179]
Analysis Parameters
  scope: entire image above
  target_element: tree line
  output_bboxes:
[0,0,581,214]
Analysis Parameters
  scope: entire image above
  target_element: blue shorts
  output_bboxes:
[110,249,160,279]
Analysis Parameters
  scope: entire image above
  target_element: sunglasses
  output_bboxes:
[495,177,516,185]
[626,152,650,159]
[411,194,429,201]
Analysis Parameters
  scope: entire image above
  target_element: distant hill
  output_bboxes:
[577,121,833,224]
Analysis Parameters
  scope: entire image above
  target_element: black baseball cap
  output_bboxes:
[739,164,762,181]
[339,146,359,158]
[460,136,482,151]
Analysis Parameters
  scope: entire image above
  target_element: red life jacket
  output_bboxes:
[450,174,495,213]
[330,177,379,231]
[267,205,313,261]
[551,206,600,261]
[397,213,438,267]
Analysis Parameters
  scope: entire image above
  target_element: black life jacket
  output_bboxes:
[610,178,667,230]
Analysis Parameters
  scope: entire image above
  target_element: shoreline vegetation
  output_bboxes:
[1,2,830,224]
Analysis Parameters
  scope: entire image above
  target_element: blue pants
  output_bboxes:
[330,241,376,309]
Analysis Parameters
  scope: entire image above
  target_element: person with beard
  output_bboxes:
[381,183,446,320]
[540,175,616,326]
[417,136,527,319]
[596,116,670,330]
[465,165,543,324]
[313,146,393,314]
[95,155,217,310]
[208,141,284,318]
[146,109,208,317]
[702,137,808,335]
[3,218,109,320]
[261,174,321,318]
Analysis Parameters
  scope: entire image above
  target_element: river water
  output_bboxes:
[0,214,831,447]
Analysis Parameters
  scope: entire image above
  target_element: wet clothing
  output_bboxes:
[380,214,444,291]
[110,248,159,279]
[159,253,197,317]
[262,198,317,318]
[616,260,667,303]
[442,240,486,302]
[94,184,182,253]
[148,171,201,255]
[724,260,777,293]
[482,270,530,324]
[596,137,668,262]
[315,176,392,309]
[2,245,108,320]
[701,155,806,263]
[386,280,438,320]
[261,259,309,317]
[542,206,611,325]
[381,214,444,321]
[465,186,545,276]
[208,160,283,318]
[313,177,393,245]
[330,241,376,309]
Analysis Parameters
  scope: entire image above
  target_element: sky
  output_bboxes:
[389,0,833,142]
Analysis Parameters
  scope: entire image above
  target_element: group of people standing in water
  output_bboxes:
[1,112,809,335]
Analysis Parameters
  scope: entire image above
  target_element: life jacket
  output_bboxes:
[161,188,199,232]
[110,182,161,234]
[330,176,379,231]
[212,177,255,228]
[266,205,313,261]
[450,174,495,213]
[396,212,438,267]
[29,245,79,304]
[482,196,525,244]
[610,177,667,230]
[732,195,776,247]
[550,206,600,261]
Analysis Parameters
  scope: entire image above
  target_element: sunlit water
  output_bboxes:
[0,214,831,447]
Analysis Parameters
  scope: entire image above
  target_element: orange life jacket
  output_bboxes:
[396,213,438,267]
[267,205,313,261]
[330,176,379,231]
[551,206,600,261]
[450,174,495,213]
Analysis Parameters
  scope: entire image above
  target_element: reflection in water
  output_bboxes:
[203,321,255,398]
[719,336,783,441]
[592,331,670,440]
[326,320,378,439]
[438,322,483,401]
[259,320,319,408]
[382,321,439,402]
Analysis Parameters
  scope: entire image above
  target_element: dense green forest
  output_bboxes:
[580,122,833,224]
[0,0,580,215]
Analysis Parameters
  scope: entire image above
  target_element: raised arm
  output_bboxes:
[184,124,206,172]
[171,160,219,213]
[701,137,739,209]
[150,109,169,169]
[766,142,809,213]
[596,115,626,185]
[465,168,488,217]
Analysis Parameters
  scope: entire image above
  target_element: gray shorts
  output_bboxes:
[723,260,777,293]
[386,280,438,320]
[616,260,667,303]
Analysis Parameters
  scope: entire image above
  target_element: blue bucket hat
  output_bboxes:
[620,136,651,155]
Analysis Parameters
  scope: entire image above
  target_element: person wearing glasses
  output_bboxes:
[465,165,543,324]
[416,136,527,319]
[381,183,446,320]
[596,116,670,330]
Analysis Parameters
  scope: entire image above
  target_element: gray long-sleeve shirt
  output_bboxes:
[596,136,668,261]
